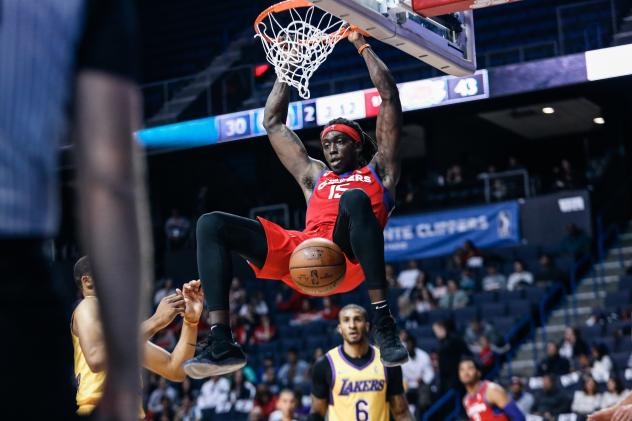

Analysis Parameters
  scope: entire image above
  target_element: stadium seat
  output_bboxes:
[479,302,507,319]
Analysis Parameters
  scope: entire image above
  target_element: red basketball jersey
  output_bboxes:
[304,165,394,237]
[463,381,509,421]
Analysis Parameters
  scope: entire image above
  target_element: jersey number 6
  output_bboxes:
[355,399,369,421]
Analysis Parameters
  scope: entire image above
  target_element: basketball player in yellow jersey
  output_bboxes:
[71,256,203,417]
[309,304,414,421]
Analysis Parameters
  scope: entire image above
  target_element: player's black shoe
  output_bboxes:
[372,313,409,367]
[183,324,246,379]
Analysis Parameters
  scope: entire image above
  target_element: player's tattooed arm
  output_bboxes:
[389,394,415,421]
[263,79,326,195]
[349,32,402,195]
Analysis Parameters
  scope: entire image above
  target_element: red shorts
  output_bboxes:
[248,217,365,296]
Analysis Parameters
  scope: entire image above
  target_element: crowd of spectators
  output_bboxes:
[140,230,610,420]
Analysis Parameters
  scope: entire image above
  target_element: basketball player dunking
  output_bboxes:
[184,31,407,379]
[309,304,413,421]
[459,358,526,421]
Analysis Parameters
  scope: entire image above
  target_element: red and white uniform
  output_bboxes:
[463,381,509,421]
[249,164,394,296]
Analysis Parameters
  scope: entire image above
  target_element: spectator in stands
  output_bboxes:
[197,374,231,419]
[252,315,276,344]
[229,276,248,309]
[154,278,176,307]
[509,377,534,415]
[261,365,280,395]
[560,223,591,259]
[319,297,340,320]
[602,377,628,408]
[433,319,471,392]
[482,265,507,291]
[439,279,469,310]
[251,291,270,316]
[401,334,435,413]
[385,264,397,288]
[537,342,571,376]
[534,254,565,285]
[552,159,579,191]
[178,377,196,403]
[250,384,277,421]
[463,240,484,268]
[154,396,175,421]
[459,268,476,292]
[531,374,571,420]
[559,327,590,362]
[492,178,508,201]
[227,370,256,416]
[465,318,496,351]
[432,275,448,300]
[277,288,308,313]
[591,343,613,382]
[174,395,201,421]
[446,164,463,185]
[572,375,602,415]
[278,348,310,389]
[415,287,437,314]
[397,260,422,289]
[446,248,466,273]
[165,208,191,249]
[148,378,179,415]
[478,335,496,375]
[268,389,304,421]
[291,298,322,325]
[507,260,534,291]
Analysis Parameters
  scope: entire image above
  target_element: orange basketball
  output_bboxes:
[289,238,346,296]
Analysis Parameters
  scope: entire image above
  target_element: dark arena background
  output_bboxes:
[19,0,632,419]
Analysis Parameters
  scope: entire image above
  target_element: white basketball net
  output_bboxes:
[255,5,350,99]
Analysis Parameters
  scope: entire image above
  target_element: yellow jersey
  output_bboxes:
[71,304,145,419]
[326,345,389,421]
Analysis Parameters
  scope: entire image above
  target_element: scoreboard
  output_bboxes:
[139,70,488,147]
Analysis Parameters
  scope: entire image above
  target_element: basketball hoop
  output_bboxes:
[254,0,354,99]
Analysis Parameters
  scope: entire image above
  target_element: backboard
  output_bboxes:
[312,0,479,75]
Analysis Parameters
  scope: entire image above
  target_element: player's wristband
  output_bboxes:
[358,43,371,55]
[183,318,199,327]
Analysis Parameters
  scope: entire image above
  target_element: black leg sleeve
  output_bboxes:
[332,189,387,291]
[196,211,268,311]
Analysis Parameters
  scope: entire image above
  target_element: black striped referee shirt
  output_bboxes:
[0,0,138,237]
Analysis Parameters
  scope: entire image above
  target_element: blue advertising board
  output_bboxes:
[384,201,520,262]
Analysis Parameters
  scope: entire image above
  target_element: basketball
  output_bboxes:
[289,238,346,295]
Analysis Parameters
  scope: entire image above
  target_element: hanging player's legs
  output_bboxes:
[332,188,409,366]
[184,211,268,378]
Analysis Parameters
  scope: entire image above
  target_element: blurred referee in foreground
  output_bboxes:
[0,1,151,419]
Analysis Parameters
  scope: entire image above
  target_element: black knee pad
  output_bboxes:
[339,188,372,214]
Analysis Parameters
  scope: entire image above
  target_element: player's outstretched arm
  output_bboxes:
[263,79,326,197]
[74,298,107,372]
[349,32,402,193]
[388,394,414,421]
[486,383,526,421]
[144,281,203,382]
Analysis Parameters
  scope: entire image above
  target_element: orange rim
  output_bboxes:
[253,0,368,43]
